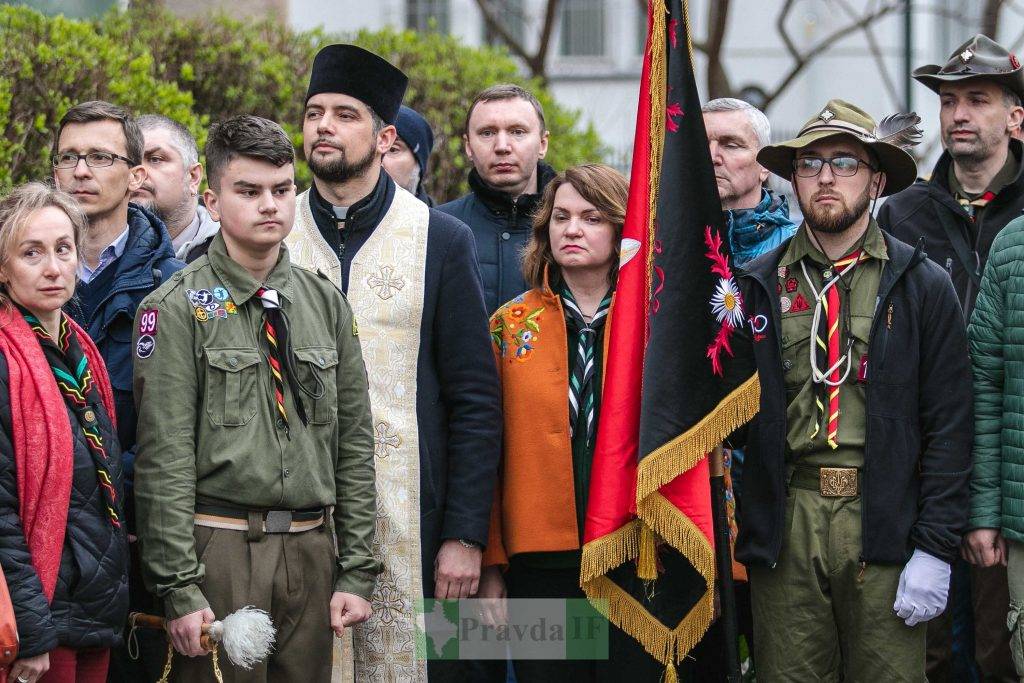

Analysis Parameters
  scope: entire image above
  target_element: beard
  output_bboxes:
[942,126,1005,167]
[798,184,872,234]
[308,141,377,184]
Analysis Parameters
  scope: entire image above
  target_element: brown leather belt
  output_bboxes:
[790,465,860,497]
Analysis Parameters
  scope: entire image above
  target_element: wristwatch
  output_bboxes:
[458,538,481,550]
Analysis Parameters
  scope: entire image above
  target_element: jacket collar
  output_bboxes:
[309,168,396,237]
[928,137,1024,198]
[741,226,923,293]
[107,203,177,286]
[468,161,556,216]
[725,188,794,253]
[206,232,293,307]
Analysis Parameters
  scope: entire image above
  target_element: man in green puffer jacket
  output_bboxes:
[967,213,1024,677]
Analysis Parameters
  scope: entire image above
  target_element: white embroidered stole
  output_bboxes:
[348,187,429,682]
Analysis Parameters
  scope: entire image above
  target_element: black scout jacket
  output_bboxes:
[726,231,973,567]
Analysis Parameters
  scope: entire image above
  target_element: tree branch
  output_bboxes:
[473,0,563,81]
[762,1,903,110]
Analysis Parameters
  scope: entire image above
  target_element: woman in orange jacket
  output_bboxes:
[478,164,657,681]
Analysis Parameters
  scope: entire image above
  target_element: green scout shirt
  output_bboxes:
[779,220,887,468]
[133,233,379,619]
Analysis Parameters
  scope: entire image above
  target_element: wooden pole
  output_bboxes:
[709,444,742,682]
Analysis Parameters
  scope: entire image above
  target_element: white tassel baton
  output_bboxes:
[129,606,276,670]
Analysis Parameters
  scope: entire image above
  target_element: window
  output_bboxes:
[559,0,605,57]
[407,0,451,34]
[4,0,115,17]
[483,0,526,48]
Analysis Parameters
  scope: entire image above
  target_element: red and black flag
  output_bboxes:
[580,0,760,676]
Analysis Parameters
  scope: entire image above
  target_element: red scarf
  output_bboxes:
[0,306,115,602]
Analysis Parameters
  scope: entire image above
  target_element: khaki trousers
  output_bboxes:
[749,487,926,681]
[172,524,336,683]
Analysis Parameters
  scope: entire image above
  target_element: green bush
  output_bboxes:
[0,2,606,201]
[0,4,196,190]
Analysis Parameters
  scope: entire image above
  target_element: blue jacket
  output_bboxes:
[725,188,797,267]
[437,163,556,315]
[66,204,184,470]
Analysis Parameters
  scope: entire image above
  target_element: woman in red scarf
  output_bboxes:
[0,183,127,683]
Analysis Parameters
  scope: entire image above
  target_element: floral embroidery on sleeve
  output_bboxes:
[492,300,544,362]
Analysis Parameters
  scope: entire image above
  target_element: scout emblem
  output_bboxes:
[187,288,219,312]
[960,47,974,62]
[195,307,209,323]
[778,266,788,278]
[818,108,835,122]
[136,334,155,359]
[780,296,792,313]
[785,278,798,293]
[213,287,229,301]
[790,293,810,313]
[225,301,238,315]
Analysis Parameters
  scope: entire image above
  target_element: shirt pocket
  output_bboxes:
[294,346,339,425]
[780,313,813,392]
[204,347,262,426]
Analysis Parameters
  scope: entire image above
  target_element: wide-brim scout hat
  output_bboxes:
[756,99,920,197]
[914,34,1024,102]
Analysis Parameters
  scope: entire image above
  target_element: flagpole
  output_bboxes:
[709,444,741,681]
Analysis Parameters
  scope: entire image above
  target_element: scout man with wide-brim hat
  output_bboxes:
[732,98,972,681]
[913,33,1024,102]
[757,98,918,196]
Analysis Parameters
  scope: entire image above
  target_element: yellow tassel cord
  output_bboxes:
[637,522,659,581]
[644,0,668,310]
[664,662,680,683]
[636,373,760,503]
[155,641,224,683]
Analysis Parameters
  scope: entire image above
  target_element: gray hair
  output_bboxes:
[137,114,200,169]
[701,97,771,149]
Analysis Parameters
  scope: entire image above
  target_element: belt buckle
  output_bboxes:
[264,510,293,533]
[819,467,858,497]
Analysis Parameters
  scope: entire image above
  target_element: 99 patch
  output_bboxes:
[138,308,159,336]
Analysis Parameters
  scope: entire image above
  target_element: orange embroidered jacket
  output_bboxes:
[484,279,613,568]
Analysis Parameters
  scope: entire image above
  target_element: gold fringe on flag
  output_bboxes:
[636,372,760,504]
[580,520,640,584]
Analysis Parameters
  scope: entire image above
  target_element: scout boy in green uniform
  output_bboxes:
[132,115,379,682]
[729,101,973,681]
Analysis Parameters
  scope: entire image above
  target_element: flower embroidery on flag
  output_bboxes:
[704,226,743,376]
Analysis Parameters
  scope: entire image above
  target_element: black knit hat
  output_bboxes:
[305,44,409,124]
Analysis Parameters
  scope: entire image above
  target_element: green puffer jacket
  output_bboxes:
[969,215,1024,540]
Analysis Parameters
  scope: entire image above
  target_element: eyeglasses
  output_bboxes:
[51,152,135,169]
[792,155,875,178]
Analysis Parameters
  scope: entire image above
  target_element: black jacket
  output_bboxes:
[437,163,556,314]
[307,174,502,596]
[877,139,1024,319]
[0,352,128,657]
[66,205,184,463]
[728,232,973,567]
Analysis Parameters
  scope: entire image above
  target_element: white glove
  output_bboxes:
[893,549,950,626]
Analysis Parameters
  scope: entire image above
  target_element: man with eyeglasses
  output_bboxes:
[725,100,973,680]
[878,36,1024,682]
[51,100,183,683]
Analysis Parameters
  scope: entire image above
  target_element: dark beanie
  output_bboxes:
[305,44,408,124]
[395,106,434,176]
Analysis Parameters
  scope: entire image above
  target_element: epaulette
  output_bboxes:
[314,268,348,299]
